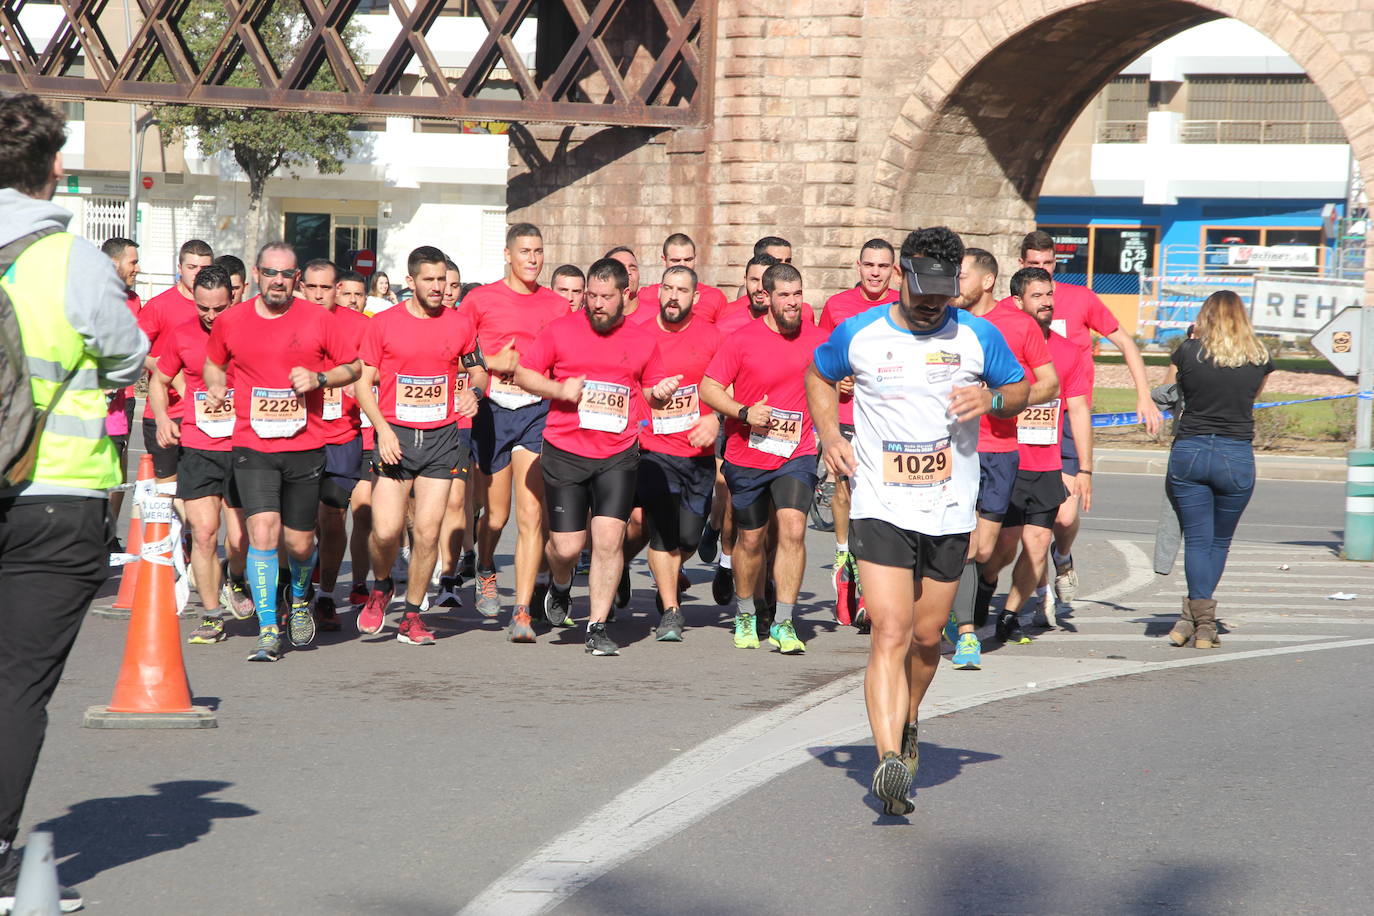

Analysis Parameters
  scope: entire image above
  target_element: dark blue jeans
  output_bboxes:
[1166,435,1256,600]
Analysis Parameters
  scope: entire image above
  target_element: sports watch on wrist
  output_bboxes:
[990,391,1004,412]
[738,405,751,424]
[316,371,328,390]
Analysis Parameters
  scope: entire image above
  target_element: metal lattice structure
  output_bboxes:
[0,0,715,127]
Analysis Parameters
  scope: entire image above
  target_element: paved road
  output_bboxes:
[18,469,1374,914]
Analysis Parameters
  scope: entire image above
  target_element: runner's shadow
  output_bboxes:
[35,780,257,885]
[815,742,1001,823]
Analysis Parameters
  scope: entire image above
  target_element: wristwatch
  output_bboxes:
[990,391,1004,412]
[738,405,751,424]
[316,371,328,390]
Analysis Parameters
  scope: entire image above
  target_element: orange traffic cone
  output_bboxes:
[84,494,216,729]
[110,453,155,611]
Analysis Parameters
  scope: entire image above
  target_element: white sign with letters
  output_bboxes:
[1250,275,1363,334]
[1228,245,1319,269]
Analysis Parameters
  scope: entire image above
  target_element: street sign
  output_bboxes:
[1311,307,1362,376]
[353,249,376,277]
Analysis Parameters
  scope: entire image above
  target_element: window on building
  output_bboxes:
[1097,77,1148,142]
[1184,76,1344,143]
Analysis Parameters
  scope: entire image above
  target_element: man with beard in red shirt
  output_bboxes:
[513,258,678,655]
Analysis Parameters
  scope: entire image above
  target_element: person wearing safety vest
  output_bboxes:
[0,93,147,915]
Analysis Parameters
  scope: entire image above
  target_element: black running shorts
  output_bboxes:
[851,517,968,583]
[541,441,639,532]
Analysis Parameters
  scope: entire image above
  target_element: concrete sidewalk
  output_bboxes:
[1096,447,1346,482]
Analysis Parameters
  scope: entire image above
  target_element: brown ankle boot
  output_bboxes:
[1191,598,1219,649]
[1167,596,1195,646]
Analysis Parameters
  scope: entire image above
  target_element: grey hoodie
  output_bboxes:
[1,187,149,499]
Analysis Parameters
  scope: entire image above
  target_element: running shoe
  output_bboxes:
[575,550,591,576]
[187,615,226,645]
[678,570,691,594]
[697,523,721,564]
[833,548,856,626]
[434,575,463,608]
[288,597,316,648]
[532,581,549,622]
[996,610,1031,645]
[942,609,959,646]
[1054,554,1078,603]
[872,751,915,816]
[853,592,869,633]
[507,606,536,643]
[358,586,393,635]
[348,581,369,606]
[952,632,982,669]
[314,595,341,632]
[397,611,437,646]
[711,563,732,606]
[615,567,631,609]
[459,549,476,583]
[544,581,573,628]
[247,626,282,662]
[768,620,806,654]
[585,622,620,656]
[1031,602,1057,630]
[475,571,500,618]
[393,545,410,583]
[656,607,685,642]
[900,722,920,777]
[733,613,759,649]
[220,571,255,620]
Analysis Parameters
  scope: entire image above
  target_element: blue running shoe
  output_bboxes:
[942,610,959,646]
[952,632,982,669]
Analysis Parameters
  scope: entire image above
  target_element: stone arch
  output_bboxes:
[870,0,1374,277]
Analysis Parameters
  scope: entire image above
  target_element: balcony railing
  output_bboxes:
[1180,119,1346,144]
[1096,119,1147,143]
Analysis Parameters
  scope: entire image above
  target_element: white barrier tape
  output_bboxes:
[142,496,174,524]
[108,552,138,567]
[155,481,178,496]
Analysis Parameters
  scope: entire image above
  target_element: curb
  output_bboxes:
[1096,448,1346,482]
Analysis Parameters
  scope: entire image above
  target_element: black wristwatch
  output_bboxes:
[738,405,751,424]
[316,371,328,390]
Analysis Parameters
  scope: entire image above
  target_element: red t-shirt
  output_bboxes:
[523,312,668,459]
[320,305,368,444]
[1017,330,1091,472]
[638,315,721,458]
[819,286,897,425]
[205,298,353,453]
[714,295,768,337]
[637,282,729,325]
[705,317,825,471]
[977,303,1053,454]
[998,281,1116,383]
[156,318,235,453]
[138,285,197,419]
[463,279,570,410]
[359,303,480,430]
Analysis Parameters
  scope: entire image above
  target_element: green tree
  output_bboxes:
[151,0,361,258]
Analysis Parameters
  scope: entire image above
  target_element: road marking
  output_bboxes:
[1085,516,1341,531]
[1067,614,1374,626]
[1031,632,1344,643]
[1074,540,1155,605]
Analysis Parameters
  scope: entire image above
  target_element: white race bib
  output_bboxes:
[395,373,448,423]
[1017,398,1061,446]
[193,389,235,439]
[748,408,803,459]
[488,374,540,410]
[578,381,631,433]
[650,384,698,435]
[249,387,305,439]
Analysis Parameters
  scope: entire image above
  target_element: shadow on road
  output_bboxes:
[36,780,257,885]
[814,740,1002,823]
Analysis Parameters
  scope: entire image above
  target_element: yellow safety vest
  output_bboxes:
[1,232,120,491]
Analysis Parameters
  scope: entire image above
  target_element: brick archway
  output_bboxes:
[870,0,1374,276]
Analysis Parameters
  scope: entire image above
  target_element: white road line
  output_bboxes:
[1085,516,1341,531]
[1067,614,1374,626]
[1075,540,1155,605]
[1032,633,1343,642]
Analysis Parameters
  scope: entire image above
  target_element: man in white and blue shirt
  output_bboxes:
[807,226,1028,816]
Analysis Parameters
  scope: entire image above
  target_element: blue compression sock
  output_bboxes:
[247,547,279,628]
[288,548,317,600]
